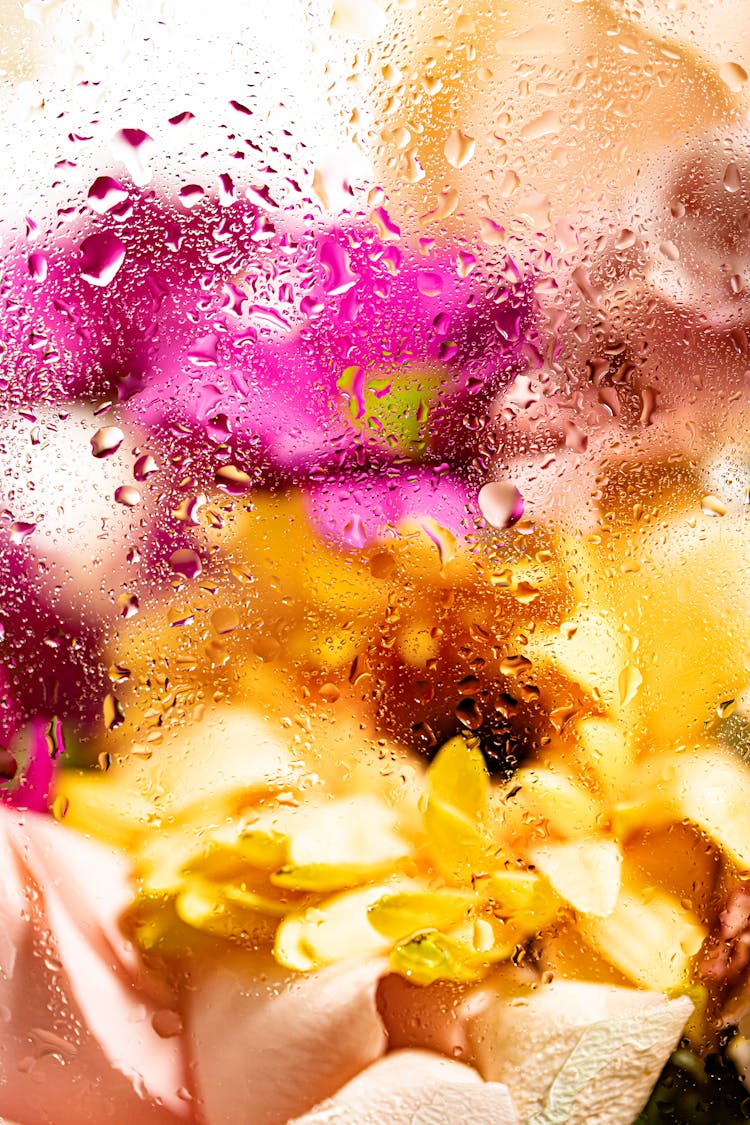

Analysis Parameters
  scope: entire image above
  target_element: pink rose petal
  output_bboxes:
[0,807,191,1124]
[186,955,388,1125]
[290,1049,518,1124]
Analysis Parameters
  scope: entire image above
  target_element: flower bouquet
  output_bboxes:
[3,0,750,1122]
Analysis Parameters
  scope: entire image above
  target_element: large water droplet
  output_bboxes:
[27,251,48,282]
[79,231,126,287]
[444,128,475,169]
[111,127,155,186]
[187,333,219,367]
[215,465,252,494]
[114,485,141,506]
[134,453,159,480]
[91,426,124,458]
[319,238,358,295]
[170,548,202,579]
[719,60,748,93]
[87,176,129,214]
[478,481,524,529]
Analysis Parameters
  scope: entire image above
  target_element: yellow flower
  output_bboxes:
[56,446,750,1029]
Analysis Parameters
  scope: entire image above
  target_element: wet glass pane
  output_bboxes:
[2,1,750,1122]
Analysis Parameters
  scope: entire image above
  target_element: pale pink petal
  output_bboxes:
[290,1049,518,1124]
[376,975,473,1059]
[0,808,191,1125]
[186,955,388,1125]
[465,980,693,1125]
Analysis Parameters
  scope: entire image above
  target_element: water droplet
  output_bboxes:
[87,176,128,214]
[79,231,126,287]
[133,453,159,480]
[618,664,642,707]
[218,173,235,206]
[117,592,139,618]
[444,129,475,169]
[319,683,340,703]
[0,748,17,781]
[319,239,358,295]
[455,697,483,729]
[719,61,748,93]
[187,333,219,367]
[179,183,205,209]
[108,663,131,684]
[103,692,125,730]
[477,481,524,529]
[615,229,636,250]
[114,485,140,506]
[172,494,206,524]
[723,163,742,193]
[111,127,154,186]
[45,716,66,760]
[659,240,680,262]
[416,271,443,297]
[91,426,124,458]
[151,1010,184,1039]
[520,110,560,142]
[9,521,36,544]
[27,251,48,282]
[701,494,726,517]
[563,420,588,453]
[212,607,239,634]
[215,465,251,494]
[170,548,202,579]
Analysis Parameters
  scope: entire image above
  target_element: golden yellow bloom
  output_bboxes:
[57,443,750,1033]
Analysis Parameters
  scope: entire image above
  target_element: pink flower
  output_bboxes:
[0,804,518,1124]
[3,193,539,551]
[0,805,188,1124]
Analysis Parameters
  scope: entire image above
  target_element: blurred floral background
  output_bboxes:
[4,1,750,1123]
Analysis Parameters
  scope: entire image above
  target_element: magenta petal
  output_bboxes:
[4,717,56,812]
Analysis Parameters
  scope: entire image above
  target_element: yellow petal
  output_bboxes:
[272,860,402,893]
[530,838,622,918]
[578,877,706,992]
[390,930,486,986]
[275,883,401,971]
[499,766,602,843]
[425,737,491,878]
[481,869,559,925]
[367,888,475,941]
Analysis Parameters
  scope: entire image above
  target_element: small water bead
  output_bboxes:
[477,481,524,530]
